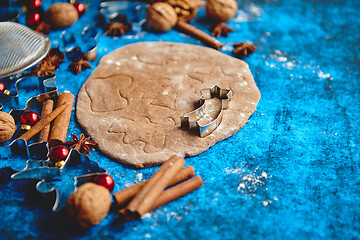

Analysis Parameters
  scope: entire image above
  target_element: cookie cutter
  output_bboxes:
[100,1,147,23]
[0,74,57,110]
[11,149,106,211]
[0,139,49,171]
[59,25,98,61]
[100,1,147,35]
[181,85,231,137]
[0,128,105,212]
[9,89,58,125]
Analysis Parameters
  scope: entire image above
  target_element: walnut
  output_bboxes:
[165,0,204,22]
[205,0,238,22]
[45,3,79,29]
[66,183,112,228]
[147,3,178,32]
[0,111,17,143]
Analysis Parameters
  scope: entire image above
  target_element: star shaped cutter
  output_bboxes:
[180,85,231,137]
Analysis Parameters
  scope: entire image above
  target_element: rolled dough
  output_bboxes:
[76,42,260,168]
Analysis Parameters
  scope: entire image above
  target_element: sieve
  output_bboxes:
[0,22,51,79]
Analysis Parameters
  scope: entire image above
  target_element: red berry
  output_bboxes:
[73,2,86,16]
[30,0,42,9]
[20,111,40,126]
[34,12,40,21]
[26,12,41,26]
[49,145,70,163]
[94,174,115,192]
[0,82,5,92]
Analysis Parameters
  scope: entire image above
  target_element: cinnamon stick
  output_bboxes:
[126,155,185,218]
[48,92,75,146]
[38,99,54,142]
[175,21,224,50]
[148,176,203,212]
[119,176,203,220]
[17,102,69,141]
[113,165,195,207]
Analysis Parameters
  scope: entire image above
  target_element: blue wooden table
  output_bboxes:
[0,0,359,239]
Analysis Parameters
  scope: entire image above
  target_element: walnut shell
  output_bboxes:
[0,111,16,143]
[147,3,178,32]
[46,3,79,29]
[206,0,238,22]
[66,182,112,228]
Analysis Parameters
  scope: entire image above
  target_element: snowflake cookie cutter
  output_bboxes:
[0,74,57,110]
[11,149,106,212]
[180,85,231,137]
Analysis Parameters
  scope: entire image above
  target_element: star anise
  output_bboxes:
[69,58,92,75]
[31,62,55,76]
[31,47,64,76]
[104,21,131,37]
[35,22,51,35]
[211,22,234,37]
[233,42,257,58]
[44,47,65,68]
[64,134,97,155]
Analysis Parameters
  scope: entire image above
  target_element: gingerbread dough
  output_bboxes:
[76,42,260,168]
